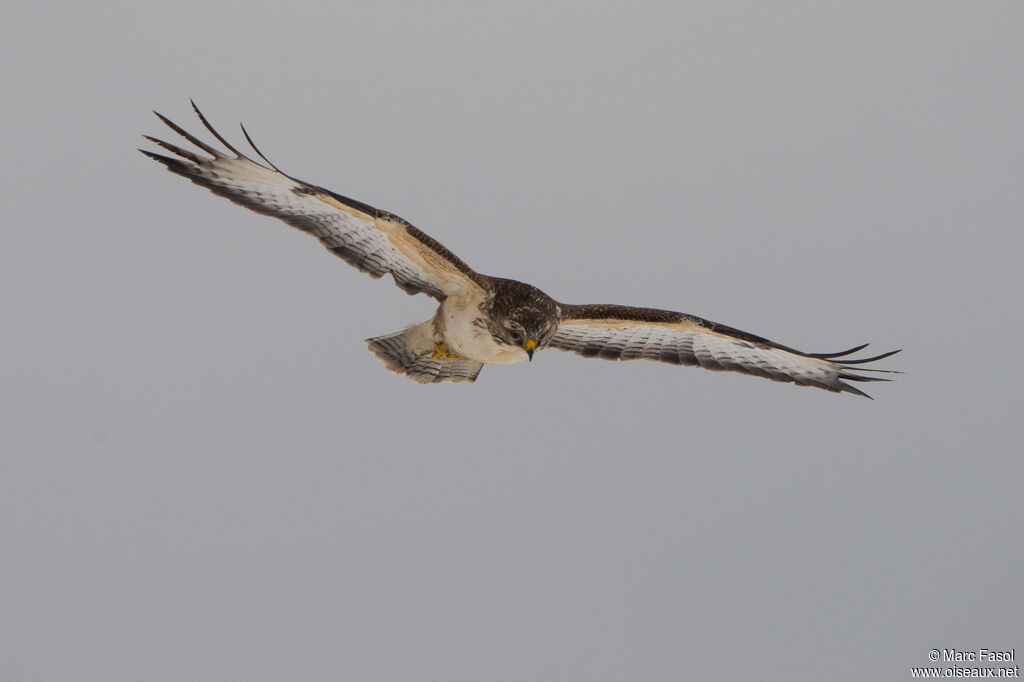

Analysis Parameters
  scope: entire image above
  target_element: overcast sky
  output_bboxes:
[2,2,1022,681]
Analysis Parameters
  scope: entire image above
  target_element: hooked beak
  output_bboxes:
[523,338,537,361]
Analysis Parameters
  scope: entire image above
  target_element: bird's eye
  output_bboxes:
[508,327,521,341]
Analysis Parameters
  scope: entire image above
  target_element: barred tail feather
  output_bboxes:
[365,323,483,384]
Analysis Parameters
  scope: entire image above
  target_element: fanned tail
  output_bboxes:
[365,323,483,384]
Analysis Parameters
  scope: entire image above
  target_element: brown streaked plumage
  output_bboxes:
[142,103,900,396]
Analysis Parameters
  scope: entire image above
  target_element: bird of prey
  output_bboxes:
[141,103,899,397]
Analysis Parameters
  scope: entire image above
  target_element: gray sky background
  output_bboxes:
[2,2,1021,680]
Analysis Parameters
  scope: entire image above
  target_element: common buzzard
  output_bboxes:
[142,103,899,397]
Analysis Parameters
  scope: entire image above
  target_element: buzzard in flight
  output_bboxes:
[142,103,899,396]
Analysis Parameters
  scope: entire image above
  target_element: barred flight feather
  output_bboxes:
[551,304,899,398]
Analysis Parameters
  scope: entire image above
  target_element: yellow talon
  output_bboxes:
[432,343,463,360]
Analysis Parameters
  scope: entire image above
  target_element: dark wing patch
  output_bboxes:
[141,102,486,301]
[551,303,900,398]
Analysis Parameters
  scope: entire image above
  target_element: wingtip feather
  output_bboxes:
[810,343,870,359]
[838,348,902,365]
[239,121,285,173]
[152,109,222,157]
[189,100,247,159]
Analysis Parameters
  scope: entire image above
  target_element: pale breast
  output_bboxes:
[437,294,527,365]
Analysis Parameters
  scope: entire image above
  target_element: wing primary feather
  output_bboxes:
[139,148,188,172]
[808,343,870,359]
[153,110,222,158]
[839,374,892,383]
[142,135,206,164]
[839,367,902,374]
[833,348,902,365]
[189,99,249,160]
[240,122,288,175]
[839,383,872,399]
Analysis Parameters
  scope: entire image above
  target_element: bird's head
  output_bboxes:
[488,279,560,360]
[498,315,558,360]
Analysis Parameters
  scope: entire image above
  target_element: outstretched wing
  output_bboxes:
[550,304,900,398]
[141,102,486,301]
